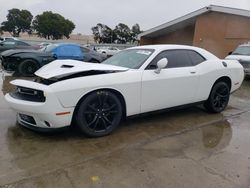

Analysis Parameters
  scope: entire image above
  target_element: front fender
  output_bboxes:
[50,71,143,116]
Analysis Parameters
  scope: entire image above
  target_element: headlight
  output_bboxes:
[10,86,46,102]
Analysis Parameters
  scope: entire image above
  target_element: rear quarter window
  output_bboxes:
[187,50,206,65]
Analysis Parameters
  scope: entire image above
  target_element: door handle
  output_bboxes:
[190,71,196,74]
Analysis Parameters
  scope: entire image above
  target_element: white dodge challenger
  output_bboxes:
[5,45,244,137]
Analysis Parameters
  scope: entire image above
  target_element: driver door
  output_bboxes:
[141,49,199,113]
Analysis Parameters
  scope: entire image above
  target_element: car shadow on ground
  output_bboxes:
[7,105,223,141]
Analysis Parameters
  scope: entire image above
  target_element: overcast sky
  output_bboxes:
[0,0,250,35]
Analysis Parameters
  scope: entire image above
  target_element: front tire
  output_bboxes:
[18,59,39,76]
[204,82,230,113]
[75,90,122,137]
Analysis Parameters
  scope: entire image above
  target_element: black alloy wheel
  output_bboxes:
[18,59,39,76]
[204,82,230,113]
[75,90,122,137]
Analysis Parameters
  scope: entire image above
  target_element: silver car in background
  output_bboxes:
[226,44,250,76]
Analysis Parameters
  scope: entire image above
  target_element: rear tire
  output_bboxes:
[75,90,122,137]
[204,82,230,113]
[18,59,39,76]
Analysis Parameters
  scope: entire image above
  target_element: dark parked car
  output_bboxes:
[0,40,37,53]
[0,43,107,76]
[0,36,19,41]
[37,42,52,49]
[225,44,250,77]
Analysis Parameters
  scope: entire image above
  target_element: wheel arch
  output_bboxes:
[17,58,41,76]
[72,88,127,124]
[213,76,232,91]
[204,76,232,113]
[13,53,40,62]
[19,58,41,67]
[207,76,232,100]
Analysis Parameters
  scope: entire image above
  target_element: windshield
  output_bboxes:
[232,46,250,55]
[102,49,154,69]
[40,44,58,52]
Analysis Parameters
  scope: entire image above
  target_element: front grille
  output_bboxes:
[19,114,36,125]
[10,86,46,102]
[239,60,250,69]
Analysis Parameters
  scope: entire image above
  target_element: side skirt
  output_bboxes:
[127,101,206,119]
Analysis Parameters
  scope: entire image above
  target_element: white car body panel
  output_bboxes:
[50,70,142,116]
[5,83,74,128]
[141,66,199,113]
[11,79,49,91]
[226,54,250,75]
[4,45,244,129]
[97,47,121,56]
[226,54,250,61]
[194,59,243,101]
[225,44,250,75]
[35,60,128,79]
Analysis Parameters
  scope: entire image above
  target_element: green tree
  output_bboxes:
[114,23,132,44]
[131,23,142,43]
[91,23,116,44]
[91,23,142,44]
[32,11,75,40]
[1,8,33,37]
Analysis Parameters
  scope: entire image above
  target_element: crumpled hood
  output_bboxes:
[1,49,49,56]
[35,59,129,79]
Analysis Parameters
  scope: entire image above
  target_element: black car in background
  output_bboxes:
[0,43,107,76]
[0,40,38,53]
[0,36,19,41]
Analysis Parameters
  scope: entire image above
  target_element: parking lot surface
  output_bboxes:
[0,74,250,188]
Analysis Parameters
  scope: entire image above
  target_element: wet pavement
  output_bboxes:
[0,74,250,188]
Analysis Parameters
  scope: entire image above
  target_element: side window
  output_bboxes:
[165,50,193,68]
[187,50,206,65]
[16,41,29,46]
[146,50,193,69]
[80,47,90,53]
[146,51,167,69]
[2,41,16,47]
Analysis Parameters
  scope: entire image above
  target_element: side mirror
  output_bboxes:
[228,51,232,55]
[155,58,168,74]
